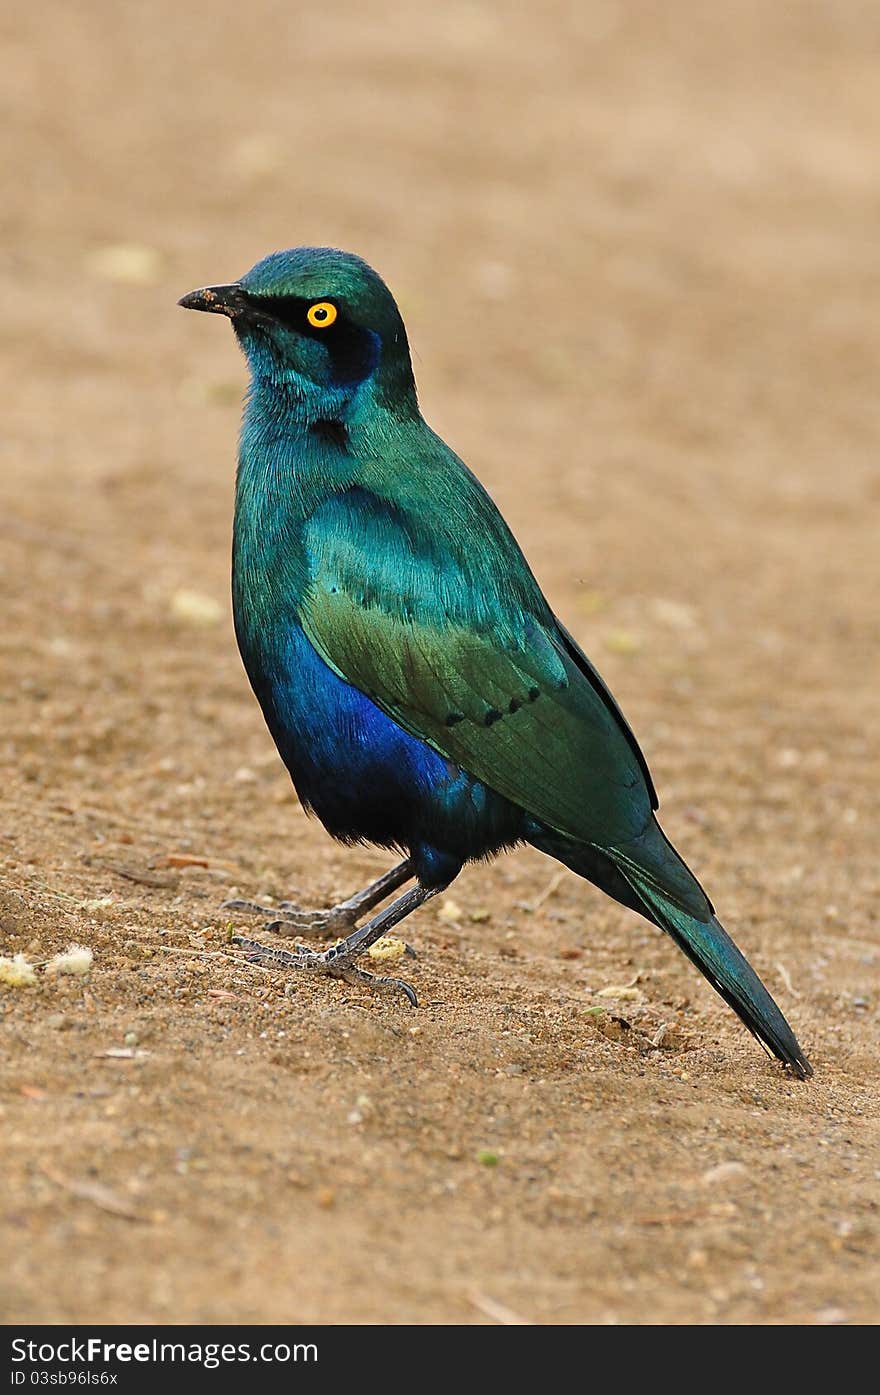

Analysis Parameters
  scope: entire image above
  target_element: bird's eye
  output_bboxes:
[307,302,338,329]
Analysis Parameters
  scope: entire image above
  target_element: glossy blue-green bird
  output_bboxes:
[179,247,811,1078]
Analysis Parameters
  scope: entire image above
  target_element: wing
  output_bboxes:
[553,616,658,809]
[297,485,656,846]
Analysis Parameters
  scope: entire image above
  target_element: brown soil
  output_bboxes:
[1,0,877,1326]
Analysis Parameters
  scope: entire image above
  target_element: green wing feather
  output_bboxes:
[297,485,655,848]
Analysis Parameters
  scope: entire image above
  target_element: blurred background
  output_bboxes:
[1,1,877,1325]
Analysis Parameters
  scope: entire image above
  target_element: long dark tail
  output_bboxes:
[531,821,812,1079]
[614,860,812,1078]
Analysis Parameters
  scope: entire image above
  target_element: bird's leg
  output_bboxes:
[221,858,414,939]
[233,883,439,1006]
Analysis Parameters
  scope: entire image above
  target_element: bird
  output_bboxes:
[179,246,812,1079]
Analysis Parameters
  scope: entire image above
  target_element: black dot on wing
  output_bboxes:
[484,708,503,726]
[508,697,521,714]
[528,686,541,702]
[445,712,464,727]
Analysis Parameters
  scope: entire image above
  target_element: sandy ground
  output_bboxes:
[1,1,878,1326]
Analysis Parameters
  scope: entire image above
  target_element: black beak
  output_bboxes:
[177,283,247,318]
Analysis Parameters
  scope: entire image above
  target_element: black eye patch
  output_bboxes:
[247,293,312,333]
[244,293,380,386]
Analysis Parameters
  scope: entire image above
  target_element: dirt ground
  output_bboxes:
[1,1,877,1327]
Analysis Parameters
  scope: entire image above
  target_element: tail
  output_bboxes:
[532,821,813,1079]
[618,861,812,1078]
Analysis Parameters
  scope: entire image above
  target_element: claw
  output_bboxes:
[231,933,418,1005]
[334,962,419,1006]
[276,905,334,925]
[223,898,355,940]
[221,898,277,915]
[277,901,333,919]
[231,933,305,969]
[225,867,427,1007]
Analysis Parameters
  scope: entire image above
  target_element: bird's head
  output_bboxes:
[179,247,417,417]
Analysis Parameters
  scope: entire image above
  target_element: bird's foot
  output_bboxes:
[220,898,357,940]
[231,933,418,1007]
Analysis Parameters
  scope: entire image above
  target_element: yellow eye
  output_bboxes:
[307,301,337,329]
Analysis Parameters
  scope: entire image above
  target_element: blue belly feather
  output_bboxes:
[247,624,523,886]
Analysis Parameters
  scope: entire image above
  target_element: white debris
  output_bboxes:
[649,598,698,631]
[700,1161,748,1186]
[169,589,223,626]
[45,944,94,978]
[438,899,463,923]
[0,954,38,988]
[367,936,406,964]
[86,243,163,285]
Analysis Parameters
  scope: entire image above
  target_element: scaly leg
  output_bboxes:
[233,883,439,1006]
[221,858,414,939]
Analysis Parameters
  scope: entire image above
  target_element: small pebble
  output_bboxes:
[438,899,462,923]
[170,589,223,626]
[604,629,641,655]
[700,1161,748,1186]
[814,1307,848,1325]
[367,936,406,964]
[86,242,163,285]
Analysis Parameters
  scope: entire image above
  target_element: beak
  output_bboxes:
[177,283,247,318]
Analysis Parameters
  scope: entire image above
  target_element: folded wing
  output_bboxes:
[298,486,655,850]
